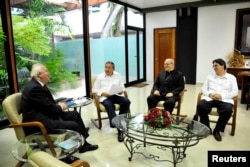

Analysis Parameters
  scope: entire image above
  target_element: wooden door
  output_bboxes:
[154,28,176,81]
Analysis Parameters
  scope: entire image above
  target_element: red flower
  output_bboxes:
[163,119,170,127]
[148,113,153,119]
[150,120,157,127]
[153,111,160,117]
[163,111,168,117]
[144,108,173,128]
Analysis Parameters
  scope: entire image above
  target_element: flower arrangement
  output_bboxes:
[227,49,245,68]
[144,108,175,128]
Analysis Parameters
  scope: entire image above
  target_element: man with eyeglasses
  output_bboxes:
[21,63,98,154]
[197,58,238,141]
[147,58,185,114]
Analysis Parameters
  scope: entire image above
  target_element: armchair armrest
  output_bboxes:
[29,151,90,167]
[9,121,56,156]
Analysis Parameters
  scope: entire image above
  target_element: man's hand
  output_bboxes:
[209,93,222,100]
[153,90,160,96]
[166,92,174,97]
[117,91,124,95]
[58,102,68,111]
[101,92,111,97]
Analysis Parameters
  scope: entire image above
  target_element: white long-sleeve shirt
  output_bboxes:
[201,73,238,104]
[92,71,125,102]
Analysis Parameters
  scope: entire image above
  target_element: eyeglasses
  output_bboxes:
[164,63,173,66]
[212,64,221,68]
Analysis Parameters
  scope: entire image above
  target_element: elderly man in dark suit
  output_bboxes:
[147,58,185,114]
[21,63,98,153]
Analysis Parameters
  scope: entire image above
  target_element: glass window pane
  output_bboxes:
[90,2,126,81]
[128,8,143,28]
[139,31,144,80]
[128,31,137,82]
[10,0,86,97]
[0,11,10,126]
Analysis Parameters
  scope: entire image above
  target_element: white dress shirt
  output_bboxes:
[92,71,125,102]
[201,73,238,104]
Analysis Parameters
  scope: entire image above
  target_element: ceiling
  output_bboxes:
[114,0,250,13]
[10,0,250,13]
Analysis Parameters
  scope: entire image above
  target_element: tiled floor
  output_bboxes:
[1,82,250,167]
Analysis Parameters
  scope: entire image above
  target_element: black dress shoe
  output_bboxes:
[118,131,124,142]
[61,155,79,164]
[79,144,98,153]
[213,131,222,141]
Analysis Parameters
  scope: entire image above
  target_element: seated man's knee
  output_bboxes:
[165,97,176,104]
[124,98,131,105]
[147,95,153,102]
[197,100,209,115]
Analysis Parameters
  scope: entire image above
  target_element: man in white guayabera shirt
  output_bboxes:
[92,61,130,142]
[197,58,238,142]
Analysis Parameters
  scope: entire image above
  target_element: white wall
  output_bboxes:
[146,11,176,81]
[146,2,250,83]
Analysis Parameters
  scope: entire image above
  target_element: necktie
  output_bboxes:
[43,85,49,91]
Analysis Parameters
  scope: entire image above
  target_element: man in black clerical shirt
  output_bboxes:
[147,58,185,113]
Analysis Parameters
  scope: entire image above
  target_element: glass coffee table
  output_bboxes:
[12,129,83,163]
[56,96,92,114]
[112,113,210,167]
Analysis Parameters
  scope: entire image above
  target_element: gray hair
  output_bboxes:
[30,63,44,78]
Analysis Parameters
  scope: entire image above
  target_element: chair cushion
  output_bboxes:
[156,101,178,108]
[2,93,22,124]
[99,103,120,112]
[29,151,70,167]
[209,108,234,116]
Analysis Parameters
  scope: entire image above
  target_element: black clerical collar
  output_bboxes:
[166,70,174,74]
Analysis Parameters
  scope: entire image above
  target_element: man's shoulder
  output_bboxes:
[113,71,121,76]
[225,72,236,79]
[96,72,106,78]
[174,70,183,75]
[23,79,41,90]
[171,70,184,78]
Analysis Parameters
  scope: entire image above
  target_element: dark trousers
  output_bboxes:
[56,111,89,139]
[147,94,176,113]
[101,95,130,127]
[197,99,233,132]
[24,111,89,139]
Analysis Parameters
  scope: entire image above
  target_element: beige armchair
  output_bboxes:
[2,93,56,167]
[152,89,187,116]
[91,77,129,129]
[151,76,187,117]
[29,151,90,167]
[194,92,238,136]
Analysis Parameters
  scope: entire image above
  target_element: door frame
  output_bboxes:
[125,26,146,87]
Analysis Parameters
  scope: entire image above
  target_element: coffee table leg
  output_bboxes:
[171,147,187,167]
[123,136,135,161]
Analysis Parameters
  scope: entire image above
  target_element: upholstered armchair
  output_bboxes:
[194,92,238,136]
[2,93,56,167]
[29,151,90,167]
[91,77,129,129]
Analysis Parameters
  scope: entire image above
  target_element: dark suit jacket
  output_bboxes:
[21,78,63,134]
[153,70,185,99]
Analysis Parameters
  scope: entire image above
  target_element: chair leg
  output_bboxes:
[91,118,102,129]
[230,119,236,136]
[231,127,235,136]
[246,85,250,110]
[16,161,25,167]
